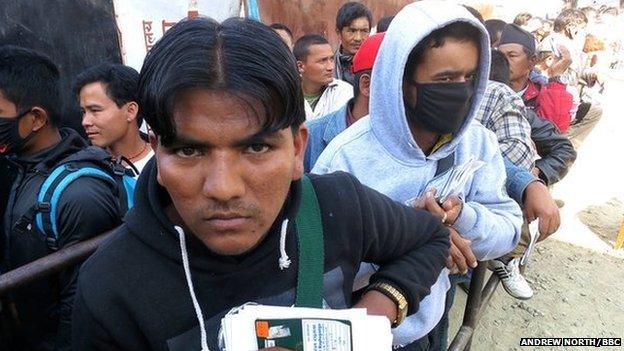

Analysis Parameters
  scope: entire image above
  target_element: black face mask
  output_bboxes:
[0,110,34,155]
[404,81,475,135]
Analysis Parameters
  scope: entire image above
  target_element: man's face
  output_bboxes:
[153,89,307,256]
[499,43,533,86]
[403,38,478,105]
[337,17,371,55]
[0,93,34,154]
[298,44,335,87]
[274,29,294,51]
[80,82,135,148]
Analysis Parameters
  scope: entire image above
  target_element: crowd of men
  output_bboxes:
[0,0,618,350]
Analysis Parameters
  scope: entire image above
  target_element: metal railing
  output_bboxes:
[448,261,501,351]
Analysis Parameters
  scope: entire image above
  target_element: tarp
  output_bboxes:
[113,0,241,71]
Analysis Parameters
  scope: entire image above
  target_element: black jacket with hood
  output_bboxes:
[2,128,122,351]
[71,159,449,351]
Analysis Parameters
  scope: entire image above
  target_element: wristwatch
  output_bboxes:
[367,282,408,327]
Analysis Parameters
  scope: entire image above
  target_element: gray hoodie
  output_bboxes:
[312,1,522,345]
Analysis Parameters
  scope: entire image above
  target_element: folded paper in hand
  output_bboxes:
[220,304,392,351]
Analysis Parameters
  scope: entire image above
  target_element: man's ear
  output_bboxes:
[125,101,139,123]
[297,60,305,75]
[360,74,371,98]
[29,107,49,132]
[292,124,309,179]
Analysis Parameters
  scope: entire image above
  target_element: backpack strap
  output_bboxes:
[294,175,324,308]
[435,152,455,177]
[34,163,117,250]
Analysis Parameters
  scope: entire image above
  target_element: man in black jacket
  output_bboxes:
[0,46,123,350]
[71,18,449,351]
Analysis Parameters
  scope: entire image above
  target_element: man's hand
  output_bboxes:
[446,226,477,274]
[531,167,541,178]
[523,181,560,241]
[415,190,462,226]
[548,44,572,77]
[353,289,398,324]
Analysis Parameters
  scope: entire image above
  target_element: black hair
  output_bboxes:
[554,9,588,32]
[376,16,395,33]
[352,69,371,97]
[293,34,330,61]
[485,19,507,46]
[137,17,304,147]
[0,45,61,126]
[269,23,293,39]
[489,50,510,85]
[513,12,533,26]
[463,5,484,24]
[74,64,143,126]
[336,2,373,31]
[404,22,481,81]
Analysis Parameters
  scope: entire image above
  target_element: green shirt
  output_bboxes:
[304,89,324,111]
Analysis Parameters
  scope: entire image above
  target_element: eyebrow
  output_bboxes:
[432,70,465,78]
[83,104,103,109]
[166,129,285,149]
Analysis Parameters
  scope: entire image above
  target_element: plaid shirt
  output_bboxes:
[476,81,537,171]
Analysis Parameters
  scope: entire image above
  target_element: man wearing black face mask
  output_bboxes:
[0,46,122,351]
[313,2,521,349]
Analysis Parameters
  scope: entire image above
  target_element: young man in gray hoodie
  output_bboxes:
[313,1,522,349]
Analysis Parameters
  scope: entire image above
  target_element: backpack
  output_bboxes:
[13,147,137,251]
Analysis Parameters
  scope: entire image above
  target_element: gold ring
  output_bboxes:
[442,212,448,224]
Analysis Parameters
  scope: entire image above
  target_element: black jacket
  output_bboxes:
[526,110,577,185]
[72,160,449,351]
[2,129,122,351]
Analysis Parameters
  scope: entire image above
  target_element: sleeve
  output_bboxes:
[54,177,122,350]
[71,284,119,350]
[452,135,523,260]
[504,157,540,205]
[530,111,578,185]
[487,90,536,171]
[346,175,450,315]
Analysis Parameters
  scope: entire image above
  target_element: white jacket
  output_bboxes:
[304,79,353,120]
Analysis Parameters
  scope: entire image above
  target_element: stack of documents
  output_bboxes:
[406,157,485,206]
[220,304,392,351]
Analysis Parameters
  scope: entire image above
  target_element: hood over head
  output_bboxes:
[369,0,491,164]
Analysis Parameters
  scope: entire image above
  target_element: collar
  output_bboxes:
[522,80,540,101]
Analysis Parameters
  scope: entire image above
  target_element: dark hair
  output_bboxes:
[485,19,507,46]
[404,22,481,81]
[598,6,618,17]
[513,12,533,26]
[463,5,484,24]
[489,50,510,84]
[293,34,330,61]
[74,64,143,126]
[269,23,293,39]
[138,18,304,147]
[352,69,371,97]
[0,45,61,126]
[554,9,588,32]
[336,2,373,31]
[377,16,395,33]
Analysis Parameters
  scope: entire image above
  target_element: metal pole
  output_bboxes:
[448,261,487,351]
[0,231,114,296]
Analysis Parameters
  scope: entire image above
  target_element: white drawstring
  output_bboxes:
[175,226,210,351]
[278,219,291,270]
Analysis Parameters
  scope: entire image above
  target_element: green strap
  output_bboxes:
[294,175,325,308]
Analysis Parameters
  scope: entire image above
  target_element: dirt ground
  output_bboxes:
[448,75,624,350]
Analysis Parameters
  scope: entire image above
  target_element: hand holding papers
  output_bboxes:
[406,156,485,207]
[220,304,392,351]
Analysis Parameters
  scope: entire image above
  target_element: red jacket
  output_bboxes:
[522,80,573,133]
